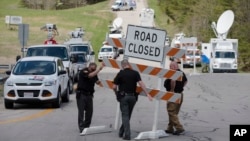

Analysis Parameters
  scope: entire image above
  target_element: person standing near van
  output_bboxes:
[164,61,187,135]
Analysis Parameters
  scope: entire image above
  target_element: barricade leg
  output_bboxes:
[134,100,169,140]
[114,102,121,130]
[80,125,112,136]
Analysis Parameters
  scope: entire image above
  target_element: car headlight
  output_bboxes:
[44,80,57,86]
[6,81,14,86]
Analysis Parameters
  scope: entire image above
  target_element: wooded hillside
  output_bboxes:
[20,0,105,9]
[157,0,250,71]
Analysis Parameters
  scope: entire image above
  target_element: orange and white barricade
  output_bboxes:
[106,38,126,48]
[102,58,183,81]
[165,47,186,59]
[99,79,182,103]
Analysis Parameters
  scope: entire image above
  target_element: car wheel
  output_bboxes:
[62,85,70,102]
[76,72,80,82]
[69,78,73,94]
[72,73,75,84]
[52,89,61,108]
[4,99,14,109]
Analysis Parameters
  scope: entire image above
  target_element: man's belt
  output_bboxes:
[78,90,91,95]
[124,93,135,96]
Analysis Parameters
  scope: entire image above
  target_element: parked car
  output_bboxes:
[4,56,70,109]
[69,52,89,82]
[25,44,73,93]
[183,49,202,67]
[98,45,119,62]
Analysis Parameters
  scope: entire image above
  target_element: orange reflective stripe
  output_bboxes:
[149,89,159,97]
[167,48,179,56]
[136,64,147,72]
[164,69,175,78]
[109,59,119,69]
[106,80,114,89]
[161,92,174,101]
[136,87,143,93]
[175,98,181,104]
[177,76,182,81]
[149,68,161,76]
[113,38,123,48]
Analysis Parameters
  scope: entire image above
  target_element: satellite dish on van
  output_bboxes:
[112,17,123,30]
[216,10,234,35]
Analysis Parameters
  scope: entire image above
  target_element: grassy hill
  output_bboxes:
[0,0,115,64]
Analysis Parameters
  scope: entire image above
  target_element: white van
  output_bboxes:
[98,45,119,62]
[111,0,136,11]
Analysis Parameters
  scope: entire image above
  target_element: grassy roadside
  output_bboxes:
[0,0,115,96]
[0,0,115,64]
[148,0,182,38]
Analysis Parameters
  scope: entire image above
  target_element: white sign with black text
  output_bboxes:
[125,25,166,62]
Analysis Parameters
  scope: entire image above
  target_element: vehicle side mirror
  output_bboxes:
[118,49,124,54]
[58,70,67,75]
[90,51,95,55]
[70,56,77,63]
[16,55,21,62]
[6,70,11,75]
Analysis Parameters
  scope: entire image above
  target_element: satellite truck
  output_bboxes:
[105,17,124,54]
[139,8,155,27]
[202,10,238,73]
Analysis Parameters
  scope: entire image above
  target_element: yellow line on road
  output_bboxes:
[0,109,54,124]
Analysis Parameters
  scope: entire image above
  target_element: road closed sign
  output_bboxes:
[125,25,166,62]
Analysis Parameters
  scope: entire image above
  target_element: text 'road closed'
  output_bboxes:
[128,43,160,57]
[125,25,166,62]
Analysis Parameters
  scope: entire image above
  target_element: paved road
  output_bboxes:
[1,0,250,141]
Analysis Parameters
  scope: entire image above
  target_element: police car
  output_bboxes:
[4,56,70,109]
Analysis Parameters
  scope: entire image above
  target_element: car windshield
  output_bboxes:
[187,51,200,56]
[101,48,112,52]
[70,45,89,54]
[76,54,86,63]
[26,47,69,61]
[13,61,56,75]
[215,51,235,59]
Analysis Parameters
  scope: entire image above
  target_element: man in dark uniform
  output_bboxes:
[76,62,104,134]
[164,61,188,135]
[112,59,152,140]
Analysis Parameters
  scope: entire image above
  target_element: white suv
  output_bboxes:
[25,44,73,93]
[98,45,119,62]
[4,56,70,109]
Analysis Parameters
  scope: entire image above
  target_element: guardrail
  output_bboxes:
[0,64,14,84]
[0,64,15,70]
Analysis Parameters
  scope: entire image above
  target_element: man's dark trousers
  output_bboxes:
[76,93,93,132]
[119,95,136,138]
